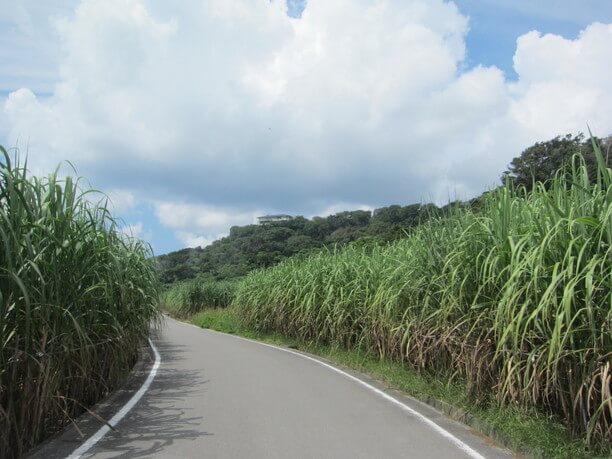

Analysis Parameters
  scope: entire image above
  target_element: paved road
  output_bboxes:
[75,319,512,458]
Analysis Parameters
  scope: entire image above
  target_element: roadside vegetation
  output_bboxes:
[233,139,611,451]
[165,136,611,456]
[162,279,237,317]
[0,147,160,458]
[190,308,600,458]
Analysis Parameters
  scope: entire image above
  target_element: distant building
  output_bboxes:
[258,214,293,225]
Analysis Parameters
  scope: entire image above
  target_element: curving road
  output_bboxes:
[44,318,513,458]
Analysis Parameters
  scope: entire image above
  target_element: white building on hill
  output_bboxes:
[257,215,293,225]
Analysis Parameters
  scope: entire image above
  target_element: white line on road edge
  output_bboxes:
[178,319,486,459]
[65,338,161,459]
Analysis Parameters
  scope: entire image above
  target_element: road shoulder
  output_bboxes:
[26,336,158,459]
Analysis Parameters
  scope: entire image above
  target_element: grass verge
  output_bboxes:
[190,308,609,459]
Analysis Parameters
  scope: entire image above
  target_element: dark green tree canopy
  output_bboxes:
[502,133,611,190]
[156,203,439,283]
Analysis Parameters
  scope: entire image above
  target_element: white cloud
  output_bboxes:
[105,188,136,214]
[153,201,259,234]
[119,222,143,239]
[176,231,219,249]
[316,202,373,218]
[120,221,154,242]
[509,23,612,138]
[3,88,62,173]
[0,1,80,94]
[2,0,612,246]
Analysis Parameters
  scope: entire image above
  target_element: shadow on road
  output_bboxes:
[83,339,211,458]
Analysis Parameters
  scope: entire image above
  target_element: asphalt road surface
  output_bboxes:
[68,318,513,458]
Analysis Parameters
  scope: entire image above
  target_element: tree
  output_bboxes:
[286,235,320,253]
[501,134,611,191]
[325,227,365,245]
[502,134,583,190]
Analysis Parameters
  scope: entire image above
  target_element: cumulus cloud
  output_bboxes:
[119,221,151,241]
[153,201,259,231]
[509,23,612,137]
[106,188,137,214]
[316,202,374,218]
[0,1,79,94]
[176,232,219,249]
[2,0,611,249]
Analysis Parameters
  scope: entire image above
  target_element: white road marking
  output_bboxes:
[65,338,161,459]
[176,318,486,459]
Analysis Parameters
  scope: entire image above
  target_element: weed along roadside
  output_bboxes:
[0,148,161,458]
[162,141,612,459]
[186,308,608,459]
[230,143,612,453]
[162,279,237,318]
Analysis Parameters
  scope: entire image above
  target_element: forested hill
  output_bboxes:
[156,203,444,283]
[156,133,610,284]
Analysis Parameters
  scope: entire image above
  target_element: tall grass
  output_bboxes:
[234,143,611,447]
[162,279,237,317]
[0,147,160,458]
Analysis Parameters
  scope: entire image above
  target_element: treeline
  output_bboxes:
[157,133,610,284]
[157,203,445,283]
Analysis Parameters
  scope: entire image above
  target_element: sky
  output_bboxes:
[1,0,611,255]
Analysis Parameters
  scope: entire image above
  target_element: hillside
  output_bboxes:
[157,133,610,284]
[164,135,612,454]
[156,203,443,283]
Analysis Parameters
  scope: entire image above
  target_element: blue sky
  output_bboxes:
[1,0,611,255]
[287,0,306,18]
[454,0,612,77]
